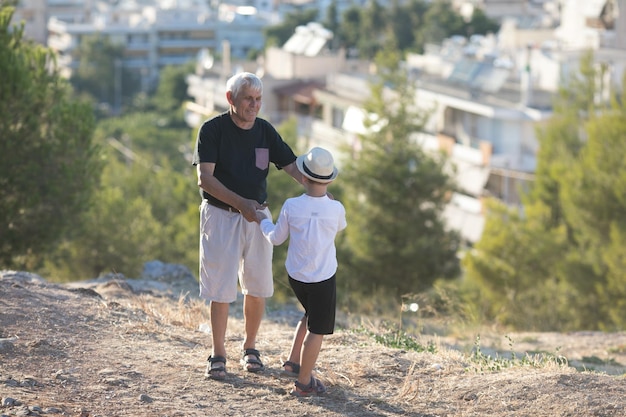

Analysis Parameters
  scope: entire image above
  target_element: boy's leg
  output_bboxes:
[285,316,307,371]
[287,275,335,385]
[297,332,324,387]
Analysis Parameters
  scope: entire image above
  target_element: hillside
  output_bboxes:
[1,270,625,417]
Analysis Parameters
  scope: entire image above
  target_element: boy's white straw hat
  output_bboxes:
[296,147,338,183]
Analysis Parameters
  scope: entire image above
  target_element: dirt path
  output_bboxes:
[1,271,625,417]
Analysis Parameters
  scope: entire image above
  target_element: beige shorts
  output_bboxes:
[198,200,273,303]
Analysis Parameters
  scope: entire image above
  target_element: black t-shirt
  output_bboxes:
[192,112,297,204]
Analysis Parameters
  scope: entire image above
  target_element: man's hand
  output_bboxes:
[255,210,268,223]
[239,199,267,223]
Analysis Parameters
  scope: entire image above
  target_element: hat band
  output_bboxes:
[303,161,333,180]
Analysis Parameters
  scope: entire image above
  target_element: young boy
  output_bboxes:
[256,147,347,397]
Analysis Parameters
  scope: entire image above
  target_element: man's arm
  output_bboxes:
[282,160,335,199]
[281,161,304,185]
[196,163,264,222]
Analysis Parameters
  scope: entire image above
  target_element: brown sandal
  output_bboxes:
[241,348,264,373]
[290,376,327,397]
[281,360,300,377]
[205,355,227,381]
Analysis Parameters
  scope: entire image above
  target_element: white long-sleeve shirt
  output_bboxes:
[260,194,347,283]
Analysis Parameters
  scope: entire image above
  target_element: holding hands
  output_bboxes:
[255,209,268,223]
[238,199,268,223]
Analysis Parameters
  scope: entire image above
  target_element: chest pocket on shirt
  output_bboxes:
[255,148,269,170]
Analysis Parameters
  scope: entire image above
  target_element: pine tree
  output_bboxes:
[0,5,99,269]
[463,52,626,331]
[341,49,460,300]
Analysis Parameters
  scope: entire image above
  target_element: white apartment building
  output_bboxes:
[10,0,89,45]
[454,0,561,23]
[45,0,268,89]
[184,21,357,127]
[308,69,543,244]
[184,26,545,244]
[184,0,625,244]
[304,1,625,244]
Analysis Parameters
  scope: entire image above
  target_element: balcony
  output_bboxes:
[126,41,152,52]
[307,120,352,163]
[157,39,217,49]
[157,55,198,66]
[47,36,74,52]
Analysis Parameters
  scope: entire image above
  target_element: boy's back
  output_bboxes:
[260,193,346,283]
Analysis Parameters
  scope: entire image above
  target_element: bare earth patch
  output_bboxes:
[1,272,625,417]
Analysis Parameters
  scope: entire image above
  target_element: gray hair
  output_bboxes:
[226,72,263,99]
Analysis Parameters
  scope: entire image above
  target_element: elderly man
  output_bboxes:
[192,72,302,380]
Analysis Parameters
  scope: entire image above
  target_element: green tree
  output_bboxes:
[405,0,429,53]
[561,84,626,329]
[418,0,465,45]
[358,0,387,59]
[43,150,200,280]
[152,63,194,114]
[45,184,163,280]
[463,52,626,331]
[70,34,136,111]
[337,6,361,53]
[526,52,612,329]
[263,9,319,48]
[464,8,500,37]
[43,110,199,280]
[95,112,192,172]
[341,49,460,303]
[462,200,571,330]
[0,5,99,270]
[529,51,596,228]
[323,0,340,50]
[388,0,416,51]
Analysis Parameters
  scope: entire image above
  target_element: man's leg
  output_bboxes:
[242,294,265,371]
[210,301,229,357]
[208,301,230,378]
[239,214,272,371]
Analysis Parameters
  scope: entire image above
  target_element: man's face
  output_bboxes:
[229,85,262,127]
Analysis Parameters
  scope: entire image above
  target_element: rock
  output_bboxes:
[198,323,211,334]
[0,270,46,283]
[0,338,16,352]
[138,260,199,299]
[67,287,102,299]
[1,397,16,406]
[14,407,30,417]
[3,378,19,387]
[138,393,153,403]
[141,260,194,281]
[53,261,199,301]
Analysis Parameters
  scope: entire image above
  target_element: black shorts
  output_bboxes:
[288,274,336,335]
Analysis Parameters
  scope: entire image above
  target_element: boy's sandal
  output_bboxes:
[241,348,265,373]
[290,376,327,397]
[205,355,227,381]
[281,360,300,377]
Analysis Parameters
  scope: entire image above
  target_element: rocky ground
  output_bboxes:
[1,269,625,417]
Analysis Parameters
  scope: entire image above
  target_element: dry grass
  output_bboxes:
[128,293,211,331]
[1,273,626,417]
